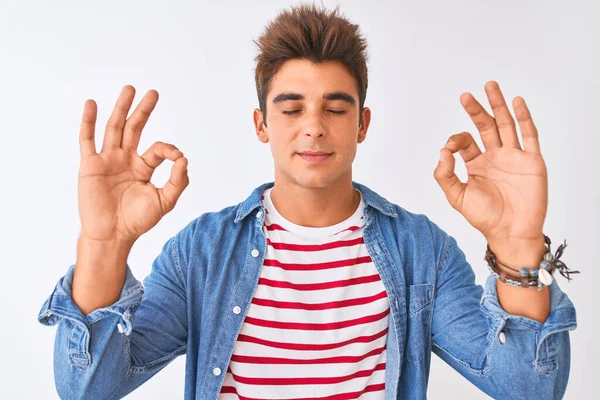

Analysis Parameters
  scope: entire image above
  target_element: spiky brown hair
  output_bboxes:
[254,4,369,125]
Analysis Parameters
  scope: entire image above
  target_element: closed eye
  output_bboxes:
[282,109,346,115]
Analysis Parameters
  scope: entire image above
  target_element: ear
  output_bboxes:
[357,107,371,144]
[253,108,269,143]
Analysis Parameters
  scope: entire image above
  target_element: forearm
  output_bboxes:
[489,236,550,323]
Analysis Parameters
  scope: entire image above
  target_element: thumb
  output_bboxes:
[433,148,465,211]
[158,156,189,214]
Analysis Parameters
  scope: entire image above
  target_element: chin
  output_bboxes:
[289,171,343,189]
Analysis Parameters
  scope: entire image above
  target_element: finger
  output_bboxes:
[484,81,521,149]
[122,90,159,152]
[434,148,466,212]
[460,92,502,151]
[513,96,541,155]
[140,141,183,170]
[101,85,136,152]
[444,131,482,163]
[158,156,189,215]
[79,99,98,159]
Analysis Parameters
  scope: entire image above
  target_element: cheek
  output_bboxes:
[267,131,295,161]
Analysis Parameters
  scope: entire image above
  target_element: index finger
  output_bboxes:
[79,99,98,159]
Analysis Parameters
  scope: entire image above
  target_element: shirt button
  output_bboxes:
[498,331,506,345]
[251,249,259,257]
[233,306,241,314]
[256,211,263,219]
[213,367,222,376]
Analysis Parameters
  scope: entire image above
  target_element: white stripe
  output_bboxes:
[254,278,386,301]
[233,330,388,358]
[229,351,386,379]
[220,368,386,399]
[264,244,371,264]
[247,296,389,322]
[259,261,380,285]
[264,226,365,245]
[238,316,388,349]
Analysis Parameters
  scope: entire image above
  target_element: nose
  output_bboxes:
[302,108,326,138]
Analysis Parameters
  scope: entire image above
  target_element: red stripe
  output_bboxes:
[236,326,388,351]
[265,223,287,231]
[230,345,386,365]
[220,383,385,400]
[334,225,361,235]
[258,274,381,291]
[266,237,364,251]
[229,362,386,385]
[251,290,388,310]
[263,256,372,271]
[244,308,390,330]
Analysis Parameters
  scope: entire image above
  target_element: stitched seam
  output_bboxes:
[408,284,434,316]
[130,344,188,373]
[432,340,491,377]
[110,333,131,399]
[437,233,452,280]
[172,233,186,292]
[67,323,78,368]
[535,327,572,375]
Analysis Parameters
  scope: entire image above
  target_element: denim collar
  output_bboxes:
[234,181,397,223]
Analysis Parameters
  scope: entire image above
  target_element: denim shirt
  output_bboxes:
[38,181,577,399]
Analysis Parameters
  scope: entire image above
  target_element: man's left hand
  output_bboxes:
[434,81,548,253]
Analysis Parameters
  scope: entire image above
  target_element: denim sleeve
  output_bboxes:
[37,228,190,399]
[429,227,577,399]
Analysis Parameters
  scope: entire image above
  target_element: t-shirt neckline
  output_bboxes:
[262,187,364,238]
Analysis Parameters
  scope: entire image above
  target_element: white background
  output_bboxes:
[1,0,598,398]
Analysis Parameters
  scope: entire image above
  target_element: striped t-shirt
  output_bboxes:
[219,187,390,399]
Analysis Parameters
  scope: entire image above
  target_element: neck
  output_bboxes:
[270,171,360,228]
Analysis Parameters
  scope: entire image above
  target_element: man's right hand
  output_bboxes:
[78,85,189,246]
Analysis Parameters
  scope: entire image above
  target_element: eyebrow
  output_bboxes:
[272,91,356,105]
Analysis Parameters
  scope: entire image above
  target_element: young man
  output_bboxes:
[38,4,577,399]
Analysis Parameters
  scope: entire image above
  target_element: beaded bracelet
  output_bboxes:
[484,234,580,290]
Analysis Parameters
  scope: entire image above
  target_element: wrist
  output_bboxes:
[487,235,546,268]
[78,234,135,253]
[77,234,134,274]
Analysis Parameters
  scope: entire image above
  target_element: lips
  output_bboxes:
[298,151,332,162]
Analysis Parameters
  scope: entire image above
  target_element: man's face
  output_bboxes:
[254,59,371,189]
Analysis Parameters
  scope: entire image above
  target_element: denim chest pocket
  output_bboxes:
[406,283,434,364]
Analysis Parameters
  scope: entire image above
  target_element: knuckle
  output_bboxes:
[106,120,120,130]
[127,122,142,132]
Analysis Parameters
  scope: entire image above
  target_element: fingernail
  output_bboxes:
[439,149,444,162]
